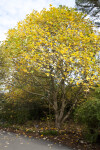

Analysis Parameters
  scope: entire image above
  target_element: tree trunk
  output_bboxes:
[55,118,61,129]
[54,100,66,129]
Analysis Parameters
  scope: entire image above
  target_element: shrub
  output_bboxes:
[75,98,100,142]
[40,129,58,136]
[1,102,30,124]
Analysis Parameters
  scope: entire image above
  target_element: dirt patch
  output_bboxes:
[0,122,100,150]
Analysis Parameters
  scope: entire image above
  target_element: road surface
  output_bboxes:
[0,129,72,150]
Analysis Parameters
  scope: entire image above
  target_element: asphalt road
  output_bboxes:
[0,129,72,150]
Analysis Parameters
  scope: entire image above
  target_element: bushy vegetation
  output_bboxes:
[75,87,100,142]
[0,92,50,124]
[40,129,58,136]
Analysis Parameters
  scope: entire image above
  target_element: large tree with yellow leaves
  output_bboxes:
[2,5,100,128]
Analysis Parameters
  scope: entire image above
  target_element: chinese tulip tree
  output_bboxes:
[3,5,100,128]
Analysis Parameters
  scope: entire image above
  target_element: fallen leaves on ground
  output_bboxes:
[0,121,100,150]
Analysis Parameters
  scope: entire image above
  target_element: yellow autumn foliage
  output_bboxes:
[3,6,99,88]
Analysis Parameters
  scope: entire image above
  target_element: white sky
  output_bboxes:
[0,0,75,42]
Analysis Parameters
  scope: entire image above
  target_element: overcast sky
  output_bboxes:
[0,0,75,42]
